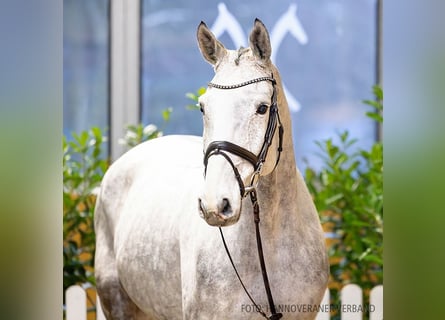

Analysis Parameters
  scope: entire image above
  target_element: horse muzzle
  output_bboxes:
[198,197,240,226]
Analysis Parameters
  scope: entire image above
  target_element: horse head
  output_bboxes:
[197,19,283,227]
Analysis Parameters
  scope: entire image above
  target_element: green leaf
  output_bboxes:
[162,107,173,122]
[345,138,358,148]
[197,87,207,96]
[78,131,89,147]
[340,131,349,143]
[365,112,383,123]
[185,92,197,100]
[91,126,101,139]
[362,99,382,110]
[325,193,344,205]
[126,124,138,131]
[186,87,206,111]
[186,87,206,102]
[372,85,383,100]
[361,254,383,265]
[186,103,200,110]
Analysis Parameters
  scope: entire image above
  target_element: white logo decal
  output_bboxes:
[210,3,308,112]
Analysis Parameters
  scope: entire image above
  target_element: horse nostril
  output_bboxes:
[221,198,232,216]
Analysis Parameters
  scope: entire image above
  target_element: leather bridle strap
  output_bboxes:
[250,190,282,320]
[218,190,282,320]
[204,141,258,169]
[218,226,269,319]
[204,147,247,197]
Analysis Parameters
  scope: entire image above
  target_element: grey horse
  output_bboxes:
[94,19,328,320]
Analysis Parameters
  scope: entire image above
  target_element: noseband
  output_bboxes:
[203,75,284,198]
[202,75,284,320]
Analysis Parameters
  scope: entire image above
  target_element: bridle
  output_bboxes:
[204,75,283,197]
[202,75,284,320]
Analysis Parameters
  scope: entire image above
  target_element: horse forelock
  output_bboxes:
[234,46,249,65]
[213,50,272,86]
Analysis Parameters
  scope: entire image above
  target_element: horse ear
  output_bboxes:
[197,21,227,65]
[249,18,272,61]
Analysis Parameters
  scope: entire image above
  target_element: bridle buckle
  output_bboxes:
[243,163,263,197]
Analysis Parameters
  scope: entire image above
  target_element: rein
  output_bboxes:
[203,75,283,320]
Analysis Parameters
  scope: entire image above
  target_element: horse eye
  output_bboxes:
[256,104,268,115]
[199,103,205,115]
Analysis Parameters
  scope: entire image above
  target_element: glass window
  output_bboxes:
[141,0,377,170]
[63,0,109,151]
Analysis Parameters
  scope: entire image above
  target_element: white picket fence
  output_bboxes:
[65,284,383,320]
